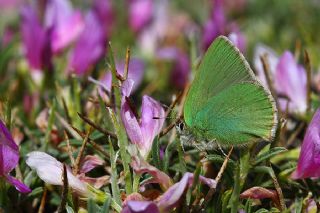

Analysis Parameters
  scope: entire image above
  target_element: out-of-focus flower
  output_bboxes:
[240,187,280,207]
[128,0,153,33]
[26,151,88,195]
[21,5,52,74]
[69,11,105,75]
[275,51,307,113]
[157,47,190,89]
[44,0,84,54]
[291,109,320,179]
[253,44,279,88]
[202,0,226,50]
[138,0,168,56]
[0,0,22,9]
[121,91,165,157]
[202,0,246,51]
[253,47,307,114]
[93,0,114,37]
[99,58,145,93]
[0,120,31,193]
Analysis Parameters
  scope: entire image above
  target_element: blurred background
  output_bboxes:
[0,0,319,120]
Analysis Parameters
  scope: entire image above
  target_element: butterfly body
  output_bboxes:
[183,36,278,146]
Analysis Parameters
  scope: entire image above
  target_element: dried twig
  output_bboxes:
[123,47,131,80]
[73,128,92,175]
[38,187,47,213]
[260,54,281,114]
[200,147,233,209]
[304,50,312,113]
[77,113,117,139]
[57,164,69,213]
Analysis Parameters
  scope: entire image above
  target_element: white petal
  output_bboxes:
[26,151,87,195]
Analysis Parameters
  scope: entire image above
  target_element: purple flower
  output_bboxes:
[100,58,145,93]
[128,0,153,33]
[240,187,280,207]
[44,0,84,54]
[121,94,165,158]
[26,151,88,195]
[0,120,31,193]
[157,47,190,89]
[202,0,226,50]
[69,11,105,76]
[275,51,307,113]
[253,47,307,114]
[202,0,246,51]
[291,109,320,179]
[21,5,52,73]
[93,0,114,37]
[122,171,216,213]
[253,44,279,88]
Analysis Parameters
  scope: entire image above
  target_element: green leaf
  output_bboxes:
[255,147,287,165]
[99,197,111,213]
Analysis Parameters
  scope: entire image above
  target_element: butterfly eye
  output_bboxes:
[178,122,185,131]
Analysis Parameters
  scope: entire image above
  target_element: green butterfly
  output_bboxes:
[182,36,278,147]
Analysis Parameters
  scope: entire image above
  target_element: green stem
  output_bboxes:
[108,108,133,194]
[229,164,240,213]
[43,99,56,151]
[0,178,7,209]
[109,139,121,206]
[132,173,140,193]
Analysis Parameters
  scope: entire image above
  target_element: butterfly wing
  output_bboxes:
[192,82,277,145]
[184,36,256,126]
[184,36,277,145]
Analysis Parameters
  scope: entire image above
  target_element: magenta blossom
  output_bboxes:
[122,155,216,213]
[254,47,307,114]
[128,0,153,33]
[202,0,246,51]
[69,11,105,76]
[21,5,52,73]
[157,47,190,89]
[93,0,114,37]
[44,0,84,54]
[120,81,164,157]
[275,51,307,113]
[291,109,320,179]
[122,168,216,213]
[0,120,31,193]
[100,58,145,93]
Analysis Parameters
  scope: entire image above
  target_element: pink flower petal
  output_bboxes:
[292,109,320,179]
[45,0,84,53]
[130,156,172,190]
[140,96,165,157]
[21,5,52,72]
[275,51,307,113]
[240,186,278,200]
[5,175,31,193]
[157,172,216,212]
[69,11,105,75]
[129,0,153,33]
[0,120,19,175]
[122,201,159,213]
[80,155,104,174]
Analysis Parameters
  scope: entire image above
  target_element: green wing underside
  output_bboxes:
[192,83,276,145]
[184,36,277,145]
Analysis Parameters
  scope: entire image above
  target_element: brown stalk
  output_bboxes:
[38,187,47,213]
[73,127,93,175]
[200,147,233,209]
[77,112,117,139]
[57,164,69,213]
[304,50,312,113]
[123,47,131,80]
[260,54,281,115]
